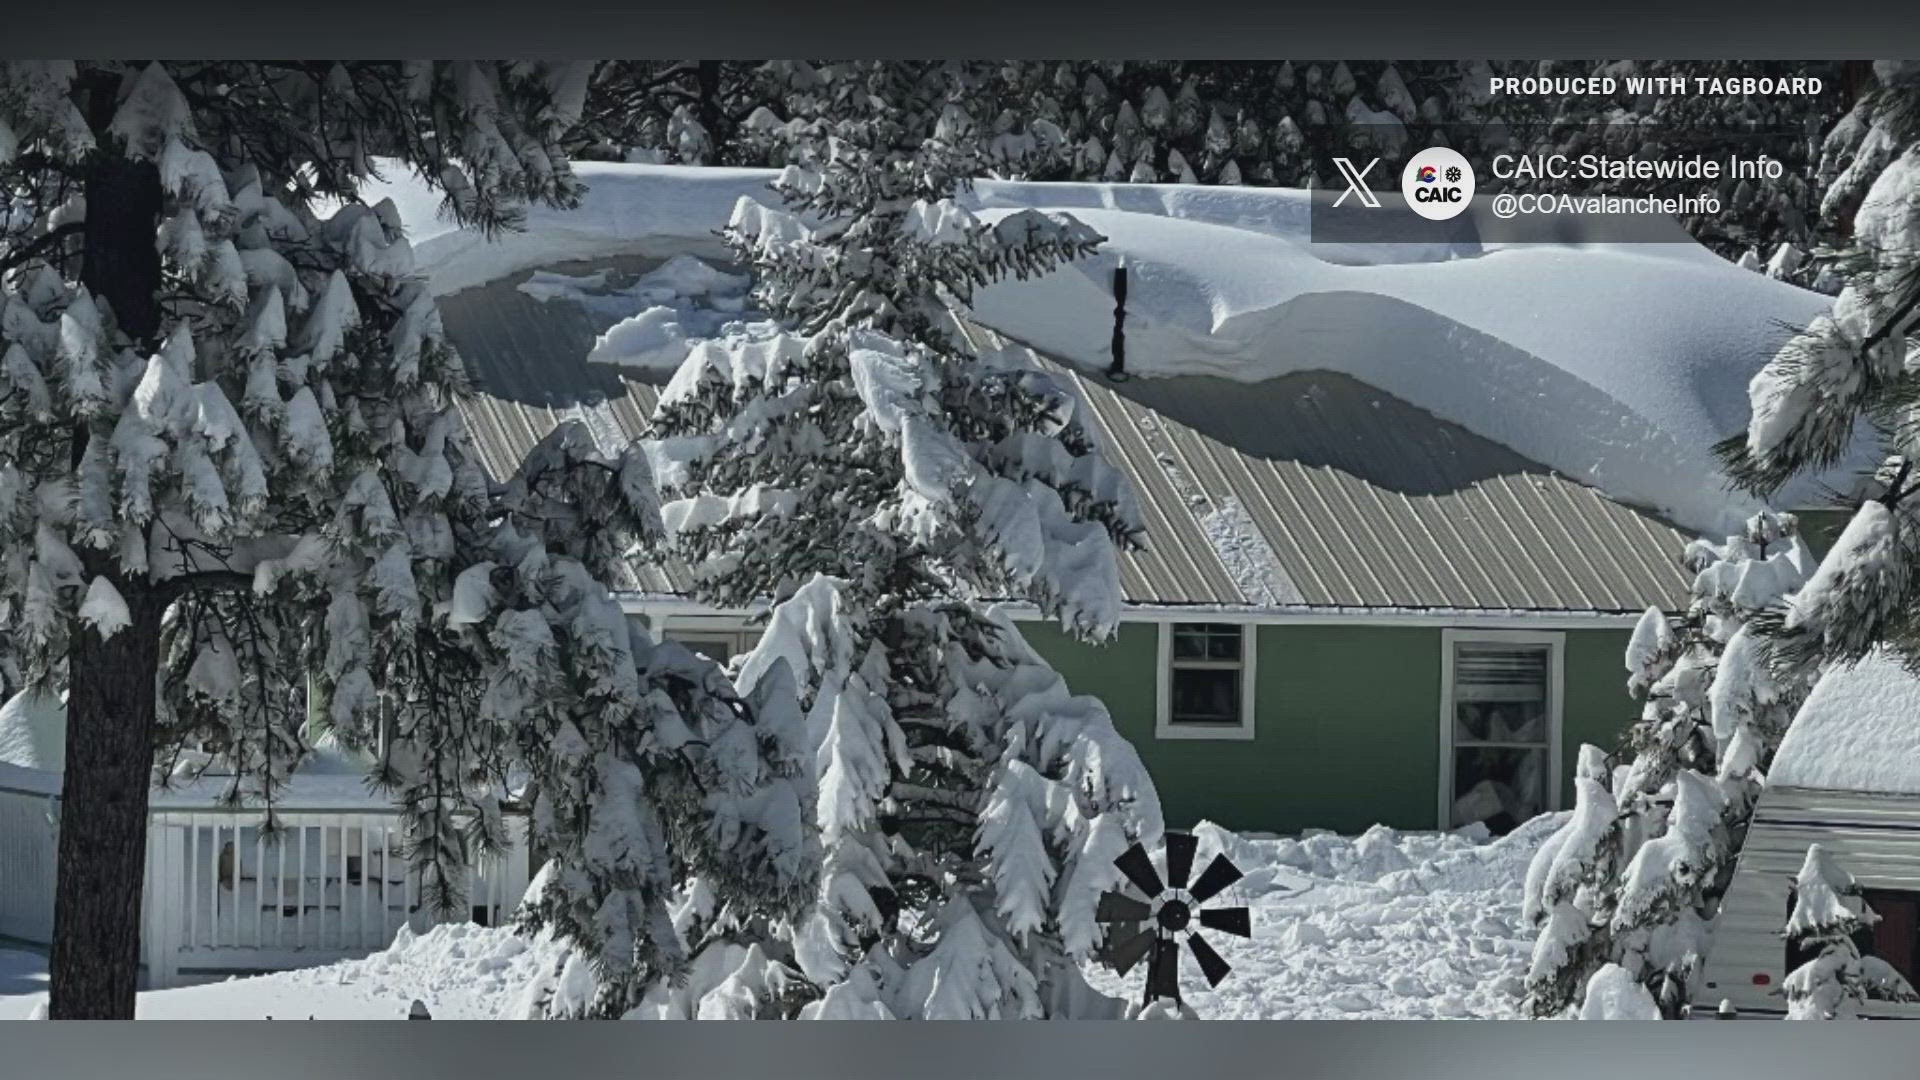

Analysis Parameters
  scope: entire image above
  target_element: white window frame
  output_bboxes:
[1155,621,1258,741]
[1438,628,1564,829]
[650,614,761,665]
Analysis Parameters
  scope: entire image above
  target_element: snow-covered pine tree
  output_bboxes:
[0,60,813,1020]
[1689,513,1818,817]
[644,87,1165,1018]
[1524,511,1814,1016]
[1521,750,1624,1016]
[483,424,819,1019]
[1717,64,1920,672]
[1781,843,1918,1018]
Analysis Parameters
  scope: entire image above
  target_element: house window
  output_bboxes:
[1441,630,1562,834]
[647,616,760,669]
[1156,623,1257,740]
[667,633,743,666]
[1788,888,1920,985]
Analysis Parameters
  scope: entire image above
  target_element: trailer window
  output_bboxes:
[1784,886,1920,983]
[1866,890,1920,984]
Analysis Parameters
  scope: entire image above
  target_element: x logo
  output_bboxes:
[1332,157,1381,208]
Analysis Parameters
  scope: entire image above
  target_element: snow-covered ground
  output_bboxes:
[0,923,554,1020]
[0,816,1558,1020]
[1082,817,1558,1019]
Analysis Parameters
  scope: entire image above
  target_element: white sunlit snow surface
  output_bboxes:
[0,817,1558,1020]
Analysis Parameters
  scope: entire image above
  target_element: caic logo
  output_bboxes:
[1401,147,1475,221]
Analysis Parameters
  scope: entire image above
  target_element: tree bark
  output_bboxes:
[50,80,169,1015]
[48,589,164,1019]
[696,60,724,160]
[80,161,165,346]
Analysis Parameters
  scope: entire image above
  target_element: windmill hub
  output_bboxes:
[1156,898,1192,932]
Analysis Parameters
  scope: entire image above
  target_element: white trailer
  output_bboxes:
[1694,650,1920,1019]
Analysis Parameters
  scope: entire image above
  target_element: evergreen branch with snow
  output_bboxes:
[1781,844,1919,1019]
[0,60,812,1020]
[640,90,1163,1018]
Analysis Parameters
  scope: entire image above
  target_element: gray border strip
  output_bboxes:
[5,1020,1920,1077]
[5,2,1920,55]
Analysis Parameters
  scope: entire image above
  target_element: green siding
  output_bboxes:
[1560,629,1636,794]
[1019,620,1636,836]
[1793,507,1852,562]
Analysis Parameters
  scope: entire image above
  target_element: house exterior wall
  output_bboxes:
[1560,628,1637,794]
[1016,619,1636,835]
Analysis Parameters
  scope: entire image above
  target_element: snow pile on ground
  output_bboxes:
[1768,648,1920,796]
[518,253,772,373]
[1,815,1557,1020]
[3,922,566,1020]
[363,162,1837,534]
[1081,814,1565,1019]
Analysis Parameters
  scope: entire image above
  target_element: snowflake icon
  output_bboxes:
[1445,166,1462,183]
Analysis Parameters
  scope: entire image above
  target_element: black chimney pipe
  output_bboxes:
[1106,259,1130,381]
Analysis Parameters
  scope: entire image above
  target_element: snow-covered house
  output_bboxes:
[384,162,1833,838]
[0,692,530,988]
[1693,650,1920,1019]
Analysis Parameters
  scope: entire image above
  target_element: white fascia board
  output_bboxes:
[613,592,1654,630]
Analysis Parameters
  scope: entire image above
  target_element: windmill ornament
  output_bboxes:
[1096,831,1253,1008]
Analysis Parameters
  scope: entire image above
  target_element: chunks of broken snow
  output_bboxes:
[57,814,1561,1020]
[516,254,770,374]
[1080,815,1562,1019]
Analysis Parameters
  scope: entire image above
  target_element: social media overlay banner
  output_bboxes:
[1309,124,1810,244]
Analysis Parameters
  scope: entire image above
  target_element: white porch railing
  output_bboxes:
[141,809,530,988]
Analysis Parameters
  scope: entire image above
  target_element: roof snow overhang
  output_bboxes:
[444,259,1694,616]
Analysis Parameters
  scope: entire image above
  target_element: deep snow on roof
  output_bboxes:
[443,256,1692,613]
[364,162,1838,534]
[1769,650,1920,796]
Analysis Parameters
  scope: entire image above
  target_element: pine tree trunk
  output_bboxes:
[79,160,165,346]
[696,61,724,159]
[50,92,168,1016]
[48,590,163,1019]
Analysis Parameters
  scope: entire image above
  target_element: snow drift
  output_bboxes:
[366,163,1837,534]
[2,815,1558,1020]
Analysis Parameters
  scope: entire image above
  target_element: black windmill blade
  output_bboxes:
[1095,833,1258,1002]
[1164,831,1198,892]
[1188,851,1244,903]
[1113,841,1164,898]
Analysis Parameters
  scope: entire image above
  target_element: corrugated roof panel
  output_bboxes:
[1065,371,1246,605]
[1206,453,1340,606]
[441,261,692,596]
[1531,482,1648,611]
[1404,489,1516,608]
[441,256,1696,615]
[1056,360,1695,612]
[1486,475,1607,610]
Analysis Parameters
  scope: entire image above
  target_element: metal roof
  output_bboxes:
[1041,355,1694,613]
[440,256,689,597]
[442,257,1694,615]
